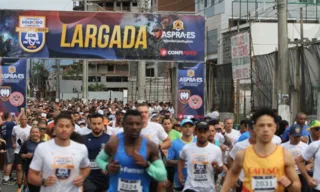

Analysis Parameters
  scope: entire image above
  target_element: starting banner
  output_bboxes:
[0,10,205,61]
[177,63,205,119]
[0,58,26,115]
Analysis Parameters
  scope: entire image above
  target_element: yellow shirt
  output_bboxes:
[42,134,50,141]
[242,145,285,192]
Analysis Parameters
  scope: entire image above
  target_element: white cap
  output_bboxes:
[98,109,104,115]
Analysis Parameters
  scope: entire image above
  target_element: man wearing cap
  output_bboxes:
[307,120,320,144]
[178,121,223,192]
[282,112,310,143]
[297,120,320,192]
[167,119,197,191]
[281,124,310,192]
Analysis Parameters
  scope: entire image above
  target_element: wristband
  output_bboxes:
[41,178,47,187]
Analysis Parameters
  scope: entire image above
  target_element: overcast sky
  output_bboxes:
[0,0,73,11]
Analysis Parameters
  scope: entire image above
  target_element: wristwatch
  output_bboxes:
[41,178,47,187]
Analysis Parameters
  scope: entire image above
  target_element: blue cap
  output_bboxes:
[181,119,194,127]
[289,124,302,137]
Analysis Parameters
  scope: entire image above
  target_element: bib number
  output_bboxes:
[117,178,142,192]
[193,164,208,181]
[251,176,277,192]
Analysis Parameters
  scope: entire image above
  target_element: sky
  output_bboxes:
[0,0,73,11]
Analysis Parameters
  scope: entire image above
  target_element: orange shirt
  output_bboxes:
[242,145,286,192]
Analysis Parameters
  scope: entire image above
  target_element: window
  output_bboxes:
[106,77,128,82]
[146,68,155,77]
[211,0,215,5]
[88,76,101,82]
[107,65,114,72]
[197,1,200,11]
[205,0,208,7]
[207,29,218,54]
[133,2,137,6]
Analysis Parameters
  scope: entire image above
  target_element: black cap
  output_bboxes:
[196,121,209,130]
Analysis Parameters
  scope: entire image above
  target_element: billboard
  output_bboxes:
[231,32,251,80]
[0,58,26,115]
[0,10,205,61]
[177,63,205,119]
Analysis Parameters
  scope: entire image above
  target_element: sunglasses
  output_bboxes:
[39,127,46,131]
[315,127,320,131]
[174,124,181,127]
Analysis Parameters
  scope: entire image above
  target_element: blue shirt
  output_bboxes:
[83,133,110,183]
[237,131,250,143]
[109,134,151,192]
[167,137,197,188]
[281,125,309,142]
[1,121,15,149]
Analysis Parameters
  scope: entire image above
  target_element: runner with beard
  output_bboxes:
[178,121,223,192]
[222,108,301,192]
[83,113,111,192]
[95,109,167,192]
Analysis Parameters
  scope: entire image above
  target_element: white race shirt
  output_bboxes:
[225,129,241,144]
[281,141,308,174]
[180,142,223,192]
[78,126,92,136]
[30,140,90,192]
[140,122,168,145]
[74,124,81,134]
[302,140,320,190]
[12,125,32,154]
[106,126,124,135]
[273,135,282,145]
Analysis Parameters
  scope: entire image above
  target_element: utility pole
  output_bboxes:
[137,0,148,103]
[82,0,88,101]
[56,59,60,99]
[277,0,290,122]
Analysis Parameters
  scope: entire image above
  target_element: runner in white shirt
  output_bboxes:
[224,118,240,144]
[178,121,223,192]
[297,121,320,192]
[28,113,91,192]
[11,114,32,191]
[137,103,171,191]
[107,110,124,135]
[281,124,309,192]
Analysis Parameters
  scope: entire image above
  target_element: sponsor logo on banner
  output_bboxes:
[0,86,11,101]
[188,95,203,109]
[173,20,184,31]
[16,16,49,53]
[187,70,195,77]
[179,90,190,104]
[9,92,24,106]
[160,49,197,56]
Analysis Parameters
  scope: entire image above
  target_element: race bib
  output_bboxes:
[193,164,208,181]
[53,156,74,180]
[251,176,277,192]
[90,160,99,170]
[117,178,142,192]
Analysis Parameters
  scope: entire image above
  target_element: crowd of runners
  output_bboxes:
[0,98,319,192]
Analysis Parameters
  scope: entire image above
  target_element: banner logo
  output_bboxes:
[173,20,184,31]
[0,86,11,101]
[9,92,24,106]
[8,66,16,73]
[16,16,48,53]
[188,95,203,109]
[187,69,195,77]
[179,90,190,104]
